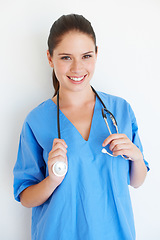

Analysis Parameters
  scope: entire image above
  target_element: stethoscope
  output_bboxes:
[52,86,128,177]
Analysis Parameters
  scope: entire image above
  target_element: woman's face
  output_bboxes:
[47,31,97,93]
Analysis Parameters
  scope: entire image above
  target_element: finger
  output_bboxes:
[48,155,68,168]
[102,134,127,147]
[111,143,131,153]
[109,138,131,152]
[113,150,132,159]
[51,142,67,154]
[49,148,67,159]
[52,138,68,148]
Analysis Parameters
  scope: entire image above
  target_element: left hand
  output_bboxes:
[102,134,143,162]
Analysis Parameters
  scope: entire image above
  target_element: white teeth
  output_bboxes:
[69,76,85,81]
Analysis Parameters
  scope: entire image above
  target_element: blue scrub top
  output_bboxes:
[13,91,149,240]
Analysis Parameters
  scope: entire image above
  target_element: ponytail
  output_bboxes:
[52,70,59,97]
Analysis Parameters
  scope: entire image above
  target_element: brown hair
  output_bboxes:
[47,14,97,96]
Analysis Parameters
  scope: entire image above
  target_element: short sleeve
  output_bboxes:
[13,121,46,202]
[129,104,150,171]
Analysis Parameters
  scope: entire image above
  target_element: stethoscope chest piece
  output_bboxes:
[52,161,68,177]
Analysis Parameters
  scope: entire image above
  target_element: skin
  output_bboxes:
[20,31,147,208]
[102,134,147,188]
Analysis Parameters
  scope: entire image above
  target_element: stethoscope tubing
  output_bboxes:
[56,86,130,160]
[57,86,117,138]
[57,89,61,139]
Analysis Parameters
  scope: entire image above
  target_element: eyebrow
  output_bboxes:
[58,51,94,56]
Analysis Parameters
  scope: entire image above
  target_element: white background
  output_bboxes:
[1,0,160,239]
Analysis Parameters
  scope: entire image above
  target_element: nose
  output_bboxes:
[70,59,83,73]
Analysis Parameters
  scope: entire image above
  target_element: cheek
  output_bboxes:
[87,61,96,74]
[54,62,69,77]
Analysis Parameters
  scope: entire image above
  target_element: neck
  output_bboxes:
[58,85,95,108]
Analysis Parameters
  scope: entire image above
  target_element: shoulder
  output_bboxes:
[97,91,129,107]
[19,99,58,150]
[97,91,135,121]
[25,99,56,124]
[21,99,57,137]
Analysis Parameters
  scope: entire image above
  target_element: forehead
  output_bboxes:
[54,31,95,54]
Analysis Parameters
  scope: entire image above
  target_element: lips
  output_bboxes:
[67,74,87,82]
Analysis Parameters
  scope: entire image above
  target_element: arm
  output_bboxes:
[20,176,58,208]
[102,134,147,188]
[129,156,147,188]
[20,139,68,208]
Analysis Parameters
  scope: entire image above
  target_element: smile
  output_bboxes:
[67,75,87,82]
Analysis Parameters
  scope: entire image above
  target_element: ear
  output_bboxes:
[47,50,54,68]
[95,46,98,59]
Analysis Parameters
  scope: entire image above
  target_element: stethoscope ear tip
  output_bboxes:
[102,148,107,154]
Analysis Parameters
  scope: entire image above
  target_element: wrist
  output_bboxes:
[131,148,143,163]
[131,155,145,169]
[45,176,59,191]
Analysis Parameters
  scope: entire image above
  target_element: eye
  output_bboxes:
[83,54,92,59]
[61,56,71,60]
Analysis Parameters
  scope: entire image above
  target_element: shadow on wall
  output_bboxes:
[5,106,32,239]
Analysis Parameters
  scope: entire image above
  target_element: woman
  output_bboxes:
[13,14,149,240]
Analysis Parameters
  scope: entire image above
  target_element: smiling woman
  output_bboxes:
[47,14,98,96]
[47,31,97,92]
[13,13,149,240]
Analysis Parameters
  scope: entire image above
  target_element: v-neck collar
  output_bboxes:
[49,96,97,143]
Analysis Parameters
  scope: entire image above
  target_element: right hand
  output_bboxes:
[48,138,68,186]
